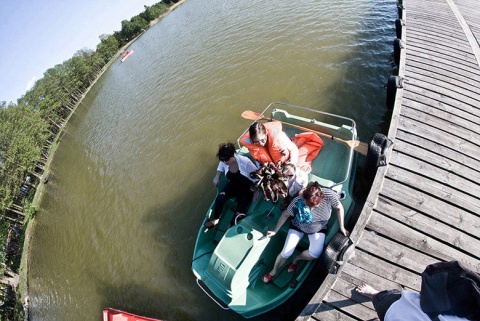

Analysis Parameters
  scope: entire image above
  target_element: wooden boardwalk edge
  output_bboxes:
[297,0,480,320]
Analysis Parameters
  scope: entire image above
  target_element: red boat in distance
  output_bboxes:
[103,308,163,321]
[120,49,134,62]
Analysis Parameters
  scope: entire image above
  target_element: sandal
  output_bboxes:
[204,220,218,229]
[287,262,297,273]
[262,273,274,284]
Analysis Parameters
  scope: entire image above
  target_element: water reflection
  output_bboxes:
[29,0,396,320]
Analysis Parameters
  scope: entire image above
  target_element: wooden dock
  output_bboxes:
[297,0,480,319]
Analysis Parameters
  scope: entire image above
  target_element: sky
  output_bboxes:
[0,0,160,104]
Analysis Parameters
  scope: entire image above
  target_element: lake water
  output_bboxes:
[28,0,396,320]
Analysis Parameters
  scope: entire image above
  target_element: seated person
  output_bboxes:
[205,142,259,229]
[262,182,348,284]
[240,121,298,165]
[280,163,309,210]
[355,284,471,321]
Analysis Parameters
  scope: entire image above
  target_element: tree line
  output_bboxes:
[0,1,179,319]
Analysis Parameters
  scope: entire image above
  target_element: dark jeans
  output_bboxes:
[372,289,402,321]
[213,181,253,223]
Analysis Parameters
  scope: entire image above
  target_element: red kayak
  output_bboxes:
[103,308,163,321]
[120,50,134,62]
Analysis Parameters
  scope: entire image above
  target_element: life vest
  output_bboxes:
[292,132,324,172]
[240,121,289,164]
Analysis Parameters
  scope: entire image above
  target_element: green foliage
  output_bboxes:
[0,106,48,209]
[0,219,10,273]
[97,34,120,63]
[23,202,36,220]
[120,16,149,42]
[140,3,169,21]
[0,2,178,317]
[2,1,173,213]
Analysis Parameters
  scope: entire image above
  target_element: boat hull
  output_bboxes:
[120,50,134,62]
[102,308,163,321]
[192,102,358,318]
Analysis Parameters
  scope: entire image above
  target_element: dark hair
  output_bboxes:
[248,122,266,141]
[217,142,236,160]
[303,182,324,208]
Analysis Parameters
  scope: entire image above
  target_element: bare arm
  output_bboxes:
[213,170,222,187]
[335,202,349,236]
[266,210,291,237]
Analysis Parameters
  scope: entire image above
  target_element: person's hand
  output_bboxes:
[213,176,219,187]
[340,226,349,237]
[266,230,276,237]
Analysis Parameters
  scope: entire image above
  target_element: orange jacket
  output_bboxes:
[292,132,324,172]
[240,122,289,164]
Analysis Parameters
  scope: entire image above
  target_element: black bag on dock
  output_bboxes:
[420,260,480,321]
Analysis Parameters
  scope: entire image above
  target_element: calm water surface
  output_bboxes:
[29,0,396,320]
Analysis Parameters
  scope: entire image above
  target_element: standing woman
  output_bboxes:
[262,182,349,284]
[205,142,259,229]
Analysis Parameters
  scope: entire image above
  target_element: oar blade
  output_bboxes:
[241,110,263,120]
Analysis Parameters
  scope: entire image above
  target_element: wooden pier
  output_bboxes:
[298,0,480,319]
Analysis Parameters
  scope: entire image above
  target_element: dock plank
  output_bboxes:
[348,250,422,291]
[407,28,472,53]
[401,106,480,146]
[309,305,357,321]
[376,194,480,258]
[380,175,480,237]
[405,50,480,76]
[407,38,474,64]
[387,149,480,210]
[355,229,437,274]
[402,93,480,128]
[406,63,480,94]
[407,41,478,67]
[395,130,480,170]
[366,210,480,271]
[317,290,377,321]
[298,0,480,319]
[398,117,480,159]
[404,78,480,114]
[405,55,480,82]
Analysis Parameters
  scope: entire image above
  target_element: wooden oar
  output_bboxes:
[241,110,368,156]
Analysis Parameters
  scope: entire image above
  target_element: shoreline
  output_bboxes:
[18,0,188,319]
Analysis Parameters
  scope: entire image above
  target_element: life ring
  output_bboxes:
[386,75,403,109]
[364,133,392,180]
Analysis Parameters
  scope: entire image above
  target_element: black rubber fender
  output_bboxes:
[393,38,404,67]
[395,18,404,39]
[397,3,404,19]
[318,232,353,274]
[364,133,393,180]
[386,75,403,109]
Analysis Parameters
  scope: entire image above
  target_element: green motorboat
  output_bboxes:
[192,102,359,318]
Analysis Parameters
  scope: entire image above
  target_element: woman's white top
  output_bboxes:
[217,154,259,183]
